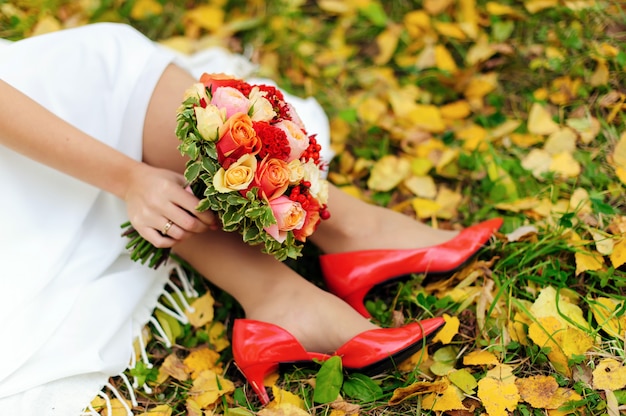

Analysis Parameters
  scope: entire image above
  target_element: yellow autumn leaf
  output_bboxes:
[457,0,479,39]
[510,133,544,148]
[183,347,223,379]
[137,404,173,416]
[610,238,626,268]
[403,175,437,198]
[435,149,460,178]
[589,297,626,338]
[30,15,61,36]
[530,286,588,330]
[407,104,446,132]
[388,379,448,405]
[466,34,497,66]
[421,383,467,411]
[433,314,459,344]
[463,350,500,366]
[184,5,225,32]
[367,155,411,191]
[524,0,559,14]
[100,398,133,416]
[494,197,540,213]
[440,100,472,120]
[188,369,235,409]
[423,0,454,15]
[260,404,314,416]
[208,322,230,352]
[486,2,523,16]
[403,10,432,38]
[528,103,560,135]
[592,359,626,390]
[374,24,401,65]
[159,36,195,55]
[267,385,307,409]
[477,365,520,416]
[433,22,467,40]
[590,59,610,86]
[130,0,163,20]
[457,124,488,151]
[609,131,626,180]
[398,347,429,372]
[521,148,552,179]
[565,115,600,144]
[434,186,462,219]
[549,151,581,178]
[186,292,215,328]
[435,45,459,75]
[515,375,581,409]
[412,198,442,219]
[544,127,577,155]
[570,187,592,215]
[570,230,604,275]
[464,73,498,101]
[159,353,189,383]
[356,96,387,124]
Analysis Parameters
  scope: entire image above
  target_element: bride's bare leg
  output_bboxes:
[173,230,378,352]
[310,184,459,254]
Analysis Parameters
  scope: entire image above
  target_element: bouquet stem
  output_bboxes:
[121,221,171,269]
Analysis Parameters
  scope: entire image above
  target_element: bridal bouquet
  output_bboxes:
[122,73,330,268]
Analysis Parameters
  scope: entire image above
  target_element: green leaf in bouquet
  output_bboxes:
[226,193,248,206]
[201,153,218,174]
[222,208,245,228]
[184,161,203,184]
[242,223,261,243]
[195,198,213,213]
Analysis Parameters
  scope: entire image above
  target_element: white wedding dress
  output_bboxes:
[0,23,331,415]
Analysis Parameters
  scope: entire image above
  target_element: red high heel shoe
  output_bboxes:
[232,317,445,405]
[320,218,503,317]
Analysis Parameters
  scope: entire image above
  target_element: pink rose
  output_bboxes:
[264,196,306,243]
[217,113,262,167]
[211,86,250,119]
[275,119,309,162]
[254,158,290,201]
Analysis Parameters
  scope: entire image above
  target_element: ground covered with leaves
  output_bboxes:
[3,0,626,415]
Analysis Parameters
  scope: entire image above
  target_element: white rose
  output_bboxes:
[302,160,329,204]
[249,87,276,122]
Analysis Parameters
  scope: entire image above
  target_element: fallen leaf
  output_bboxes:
[527,103,560,135]
[448,369,478,394]
[610,238,626,268]
[463,350,500,366]
[412,198,442,219]
[130,0,163,20]
[549,151,581,178]
[590,297,626,339]
[592,359,626,390]
[267,385,307,409]
[524,0,559,14]
[407,104,446,132]
[186,292,215,328]
[544,127,577,155]
[516,375,581,409]
[477,364,519,416]
[521,148,552,179]
[188,369,234,409]
[159,353,189,382]
[403,175,437,198]
[374,24,401,65]
[183,5,225,32]
[422,382,467,411]
[367,155,411,191]
[137,404,173,416]
[388,379,448,405]
[183,347,223,379]
[433,314,460,344]
[590,59,610,86]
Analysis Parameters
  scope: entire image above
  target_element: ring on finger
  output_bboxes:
[162,220,174,236]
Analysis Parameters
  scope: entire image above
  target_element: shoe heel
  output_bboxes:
[237,361,276,405]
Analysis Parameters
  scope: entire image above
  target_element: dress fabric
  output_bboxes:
[0,23,331,415]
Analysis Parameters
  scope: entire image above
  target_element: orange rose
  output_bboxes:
[254,158,290,200]
[216,112,262,167]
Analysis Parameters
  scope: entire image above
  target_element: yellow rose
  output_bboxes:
[195,105,226,141]
[213,153,257,192]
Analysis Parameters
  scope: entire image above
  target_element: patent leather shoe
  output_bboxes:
[232,317,445,404]
[320,218,503,317]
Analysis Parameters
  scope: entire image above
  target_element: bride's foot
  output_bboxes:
[243,278,378,353]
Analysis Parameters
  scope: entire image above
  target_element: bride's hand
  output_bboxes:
[124,163,218,247]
